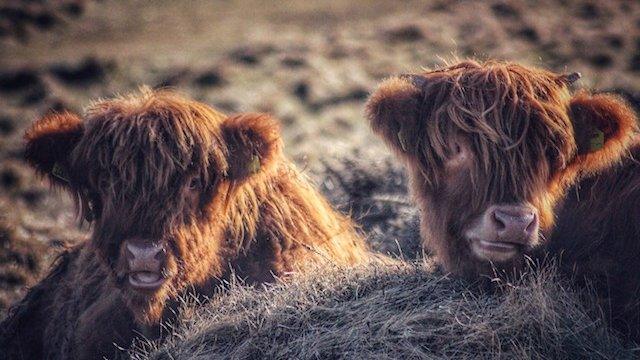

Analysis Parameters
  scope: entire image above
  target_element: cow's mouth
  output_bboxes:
[128,271,165,290]
[470,239,521,262]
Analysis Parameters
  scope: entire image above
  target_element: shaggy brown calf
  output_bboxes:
[366,60,639,337]
[0,88,368,359]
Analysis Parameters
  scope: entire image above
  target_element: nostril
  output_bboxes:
[154,247,166,260]
[492,211,507,231]
[125,240,164,265]
[525,213,538,234]
[493,208,537,235]
[126,242,140,258]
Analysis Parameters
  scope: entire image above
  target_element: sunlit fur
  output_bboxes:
[366,60,637,278]
[2,88,368,359]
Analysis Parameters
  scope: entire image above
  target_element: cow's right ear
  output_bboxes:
[24,111,84,189]
[221,113,282,182]
[365,75,424,160]
[566,91,638,176]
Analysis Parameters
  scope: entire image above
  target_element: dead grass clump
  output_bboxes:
[316,154,421,258]
[0,214,48,312]
[131,260,636,359]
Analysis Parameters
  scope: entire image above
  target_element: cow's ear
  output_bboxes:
[221,113,282,181]
[365,75,425,160]
[24,111,84,189]
[568,91,638,175]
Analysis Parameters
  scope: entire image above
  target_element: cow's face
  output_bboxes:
[367,61,637,277]
[24,88,282,324]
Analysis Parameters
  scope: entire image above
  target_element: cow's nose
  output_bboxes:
[492,206,538,244]
[125,239,165,272]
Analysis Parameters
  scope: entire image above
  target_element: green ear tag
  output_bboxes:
[589,129,605,152]
[247,155,261,174]
[51,162,70,183]
[397,130,408,152]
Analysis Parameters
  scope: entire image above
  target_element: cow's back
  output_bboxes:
[0,246,81,359]
[550,143,640,338]
[0,243,137,359]
[43,245,137,359]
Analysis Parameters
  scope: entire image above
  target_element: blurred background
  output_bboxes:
[0,0,639,312]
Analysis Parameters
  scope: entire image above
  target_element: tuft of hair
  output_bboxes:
[366,59,640,212]
[368,60,576,208]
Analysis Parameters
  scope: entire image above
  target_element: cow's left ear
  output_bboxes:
[221,113,283,181]
[365,75,424,162]
[24,111,84,190]
[568,91,638,175]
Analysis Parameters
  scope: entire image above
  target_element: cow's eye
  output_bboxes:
[189,177,202,190]
[445,138,469,168]
[97,176,110,189]
[447,140,463,158]
[453,142,462,155]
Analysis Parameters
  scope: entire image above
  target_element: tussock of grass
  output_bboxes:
[131,260,636,359]
[0,213,49,312]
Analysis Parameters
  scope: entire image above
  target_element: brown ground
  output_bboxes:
[0,0,639,315]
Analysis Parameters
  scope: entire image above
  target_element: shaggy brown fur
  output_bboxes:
[366,60,639,337]
[0,88,368,359]
[549,144,640,340]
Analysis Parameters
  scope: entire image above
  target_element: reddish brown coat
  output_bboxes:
[366,60,639,339]
[0,88,368,359]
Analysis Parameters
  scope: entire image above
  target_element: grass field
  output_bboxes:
[1,0,639,357]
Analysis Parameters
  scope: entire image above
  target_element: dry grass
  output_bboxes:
[0,210,49,311]
[131,260,637,360]
[1,1,639,357]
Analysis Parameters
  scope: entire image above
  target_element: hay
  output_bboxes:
[131,260,636,359]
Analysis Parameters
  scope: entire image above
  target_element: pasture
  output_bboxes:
[1,1,639,358]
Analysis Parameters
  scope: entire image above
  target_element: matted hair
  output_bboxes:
[408,61,575,208]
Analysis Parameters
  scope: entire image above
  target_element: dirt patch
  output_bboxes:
[0,1,88,42]
[49,56,114,86]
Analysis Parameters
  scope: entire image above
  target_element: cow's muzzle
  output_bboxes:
[125,238,167,291]
[465,204,539,262]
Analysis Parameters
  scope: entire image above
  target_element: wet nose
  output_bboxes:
[125,239,165,272]
[492,206,538,244]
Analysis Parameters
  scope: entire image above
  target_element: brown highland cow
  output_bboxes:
[366,60,640,339]
[0,88,368,359]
